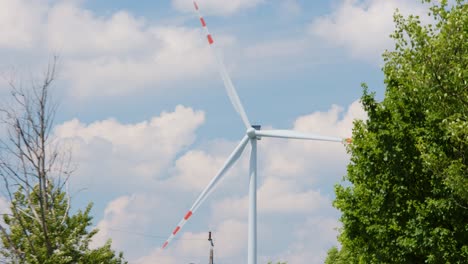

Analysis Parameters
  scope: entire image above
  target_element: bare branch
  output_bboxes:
[0,58,64,259]
[60,181,70,226]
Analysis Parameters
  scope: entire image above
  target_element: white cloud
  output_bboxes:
[0,0,46,49]
[172,0,265,16]
[90,193,181,261]
[294,100,366,137]
[134,219,247,264]
[259,178,330,213]
[166,137,250,194]
[54,105,205,188]
[96,192,246,263]
[260,100,365,182]
[168,150,225,192]
[91,195,147,249]
[0,1,227,98]
[47,3,149,56]
[136,253,178,264]
[213,219,247,257]
[310,0,429,61]
[273,216,341,264]
[212,177,330,223]
[46,2,219,97]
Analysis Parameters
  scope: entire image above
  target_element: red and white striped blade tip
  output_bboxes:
[161,211,193,249]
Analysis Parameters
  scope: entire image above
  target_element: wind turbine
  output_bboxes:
[162,2,351,264]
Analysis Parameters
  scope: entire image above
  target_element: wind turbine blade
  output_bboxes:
[255,129,349,143]
[162,135,250,249]
[193,1,251,129]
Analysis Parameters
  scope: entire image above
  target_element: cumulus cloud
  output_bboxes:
[212,178,330,223]
[259,178,330,213]
[310,0,429,61]
[90,193,173,259]
[172,0,265,16]
[95,192,247,263]
[168,150,225,192]
[273,216,341,263]
[165,137,251,195]
[92,195,148,249]
[130,218,246,263]
[47,3,149,56]
[0,1,227,98]
[54,105,205,189]
[46,2,219,97]
[294,100,366,137]
[0,0,46,49]
[261,100,366,181]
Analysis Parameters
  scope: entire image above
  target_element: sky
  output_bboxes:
[0,0,431,263]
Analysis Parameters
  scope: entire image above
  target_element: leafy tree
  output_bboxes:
[0,60,126,263]
[328,0,468,263]
[324,246,357,264]
[2,185,125,264]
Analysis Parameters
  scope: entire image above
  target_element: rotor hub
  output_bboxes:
[247,125,261,139]
[246,128,256,139]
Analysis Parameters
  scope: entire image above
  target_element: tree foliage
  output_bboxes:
[2,185,125,264]
[329,0,468,263]
[0,61,126,263]
[324,246,357,264]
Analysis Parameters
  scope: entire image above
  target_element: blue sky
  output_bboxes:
[0,0,430,263]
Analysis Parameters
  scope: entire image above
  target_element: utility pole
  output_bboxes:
[208,231,214,264]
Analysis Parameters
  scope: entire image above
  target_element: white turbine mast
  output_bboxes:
[161,2,352,264]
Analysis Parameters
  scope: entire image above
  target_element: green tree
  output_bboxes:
[0,60,126,263]
[324,246,357,264]
[329,0,468,263]
[2,185,125,264]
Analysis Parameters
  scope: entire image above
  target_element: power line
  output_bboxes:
[107,227,207,241]
[107,228,241,263]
